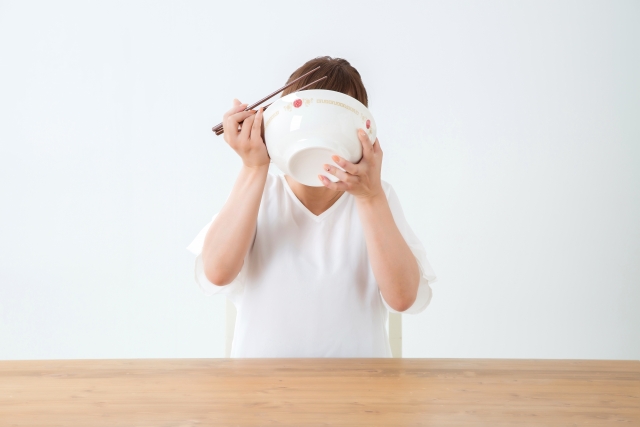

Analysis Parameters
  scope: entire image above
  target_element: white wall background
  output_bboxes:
[1,0,638,360]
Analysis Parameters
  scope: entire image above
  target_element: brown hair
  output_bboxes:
[281,56,369,107]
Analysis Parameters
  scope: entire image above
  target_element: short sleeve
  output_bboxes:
[379,182,438,315]
[186,213,247,308]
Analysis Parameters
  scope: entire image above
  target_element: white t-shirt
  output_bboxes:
[186,172,437,358]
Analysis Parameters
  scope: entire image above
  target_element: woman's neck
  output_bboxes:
[284,175,345,216]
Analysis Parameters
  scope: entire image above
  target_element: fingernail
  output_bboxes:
[332,155,340,162]
[324,164,330,171]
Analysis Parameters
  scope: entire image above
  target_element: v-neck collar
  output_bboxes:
[280,174,349,222]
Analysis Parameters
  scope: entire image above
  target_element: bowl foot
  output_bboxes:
[288,146,344,187]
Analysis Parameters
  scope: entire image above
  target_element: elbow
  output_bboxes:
[203,263,237,287]
[204,270,232,286]
[386,289,417,312]
[388,276,419,312]
[396,263,421,312]
[392,295,416,313]
[202,248,240,286]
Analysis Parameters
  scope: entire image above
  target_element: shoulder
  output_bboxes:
[266,169,284,186]
[262,169,285,199]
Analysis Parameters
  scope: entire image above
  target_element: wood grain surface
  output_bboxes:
[1,358,638,426]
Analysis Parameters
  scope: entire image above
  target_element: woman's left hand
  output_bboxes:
[319,128,384,201]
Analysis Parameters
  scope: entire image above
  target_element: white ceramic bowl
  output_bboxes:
[262,89,377,187]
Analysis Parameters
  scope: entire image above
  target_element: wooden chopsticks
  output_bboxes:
[213,67,327,136]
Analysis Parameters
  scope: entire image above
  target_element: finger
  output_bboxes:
[226,110,257,136]
[224,109,254,139]
[357,134,373,164]
[332,155,359,174]
[318,174,348,191]
[250,107,263,141]
[222,102,248,137]
[329,155,359,175]
[229,109,256,124]
[240,113,255,140]
[223,101,247,120]
[358,128,374,156]
[323,163,356,183]
[372,137,382,154]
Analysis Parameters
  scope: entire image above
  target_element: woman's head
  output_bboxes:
[282,56,368,107]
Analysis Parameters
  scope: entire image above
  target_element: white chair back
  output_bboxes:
[224,299,402,358]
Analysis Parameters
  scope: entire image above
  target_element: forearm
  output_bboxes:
[202,164,269,285]
[356,194,420,311]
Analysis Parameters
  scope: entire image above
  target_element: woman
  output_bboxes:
[187,56,437,357]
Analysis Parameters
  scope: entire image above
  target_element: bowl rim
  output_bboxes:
[264,88,372,117]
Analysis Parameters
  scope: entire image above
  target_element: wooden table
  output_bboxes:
[1,359,638,426]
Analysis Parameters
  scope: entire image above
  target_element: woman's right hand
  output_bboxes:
[222,99,270,169]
